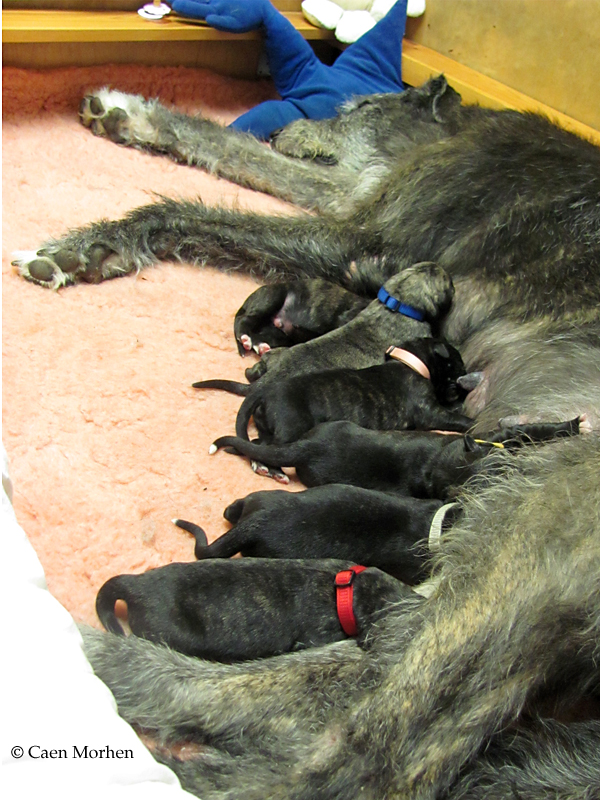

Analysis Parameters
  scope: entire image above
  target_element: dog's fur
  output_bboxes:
[210,416,584,497]
[194,337,473,445]
[173,484,452,585]
[13,74,600,798]
[234,278,370,355]
[96,558,414,660]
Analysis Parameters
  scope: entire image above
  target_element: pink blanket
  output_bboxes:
[2,64,303,626]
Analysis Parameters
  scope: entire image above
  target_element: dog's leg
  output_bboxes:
[78,90,365,215]
[12,199,365,290]
[80,626,366,745]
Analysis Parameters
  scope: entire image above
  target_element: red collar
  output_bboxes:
[335,565,367,636]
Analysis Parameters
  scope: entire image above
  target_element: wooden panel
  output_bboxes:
[401,40,600,145]
[2,39,265,76]
[2,9,334,42]
[405,0,600,132]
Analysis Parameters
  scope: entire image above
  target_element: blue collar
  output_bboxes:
[377,287,425,321]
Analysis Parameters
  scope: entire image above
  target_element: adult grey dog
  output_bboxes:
[14,74,600,798]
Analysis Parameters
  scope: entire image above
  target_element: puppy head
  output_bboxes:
[381,263,455,323]
[401,337,468,405]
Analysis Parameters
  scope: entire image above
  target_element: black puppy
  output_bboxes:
[210,417,585,498]
[194,337,474,446]
[96,558,415,661]
[174,484,459,585]
[234,278,370,356]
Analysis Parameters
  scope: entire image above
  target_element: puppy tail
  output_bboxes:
[172,518,209,554]
[235,393,262,441]
[192,379,251,396]
[95,576,130,636]
[211,435,297,468]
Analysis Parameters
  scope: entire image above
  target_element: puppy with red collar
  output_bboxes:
[96,558,417,661]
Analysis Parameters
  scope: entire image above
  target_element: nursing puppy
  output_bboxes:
[174,484,457,585]
[210,417,585,497]
[96,558,416,661]
[234,278,370,356]
[195,337,473,446]
[237,261,456,383]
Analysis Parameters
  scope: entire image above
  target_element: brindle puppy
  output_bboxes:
[210,417,585,497]
[195,337,473,447]
[174,484,456,585]
[96,558,415,661]
[234,278,370,356]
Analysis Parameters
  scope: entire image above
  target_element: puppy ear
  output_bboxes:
[463,434,477,452]
[432,342,450,359]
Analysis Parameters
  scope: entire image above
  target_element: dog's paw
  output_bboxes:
[12,245,128,288]
[79,89,158,146]
[270,121,338,165]
[250,460,290,484]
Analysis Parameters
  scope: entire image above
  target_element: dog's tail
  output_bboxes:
[173,519,243,560]
[235,392,264,441]
[95,576,134,636]
[210,435,300,467]
[192,379,251,396]
[172,518,210,558]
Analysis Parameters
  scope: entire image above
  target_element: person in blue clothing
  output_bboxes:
[171,0,408,139]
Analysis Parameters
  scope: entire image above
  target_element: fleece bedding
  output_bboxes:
[2,63,306,792]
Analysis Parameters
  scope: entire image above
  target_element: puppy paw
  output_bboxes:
[239,334,253,352]
[250,461,289,483]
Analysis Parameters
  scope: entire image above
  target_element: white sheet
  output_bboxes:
[1,444,196,798]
